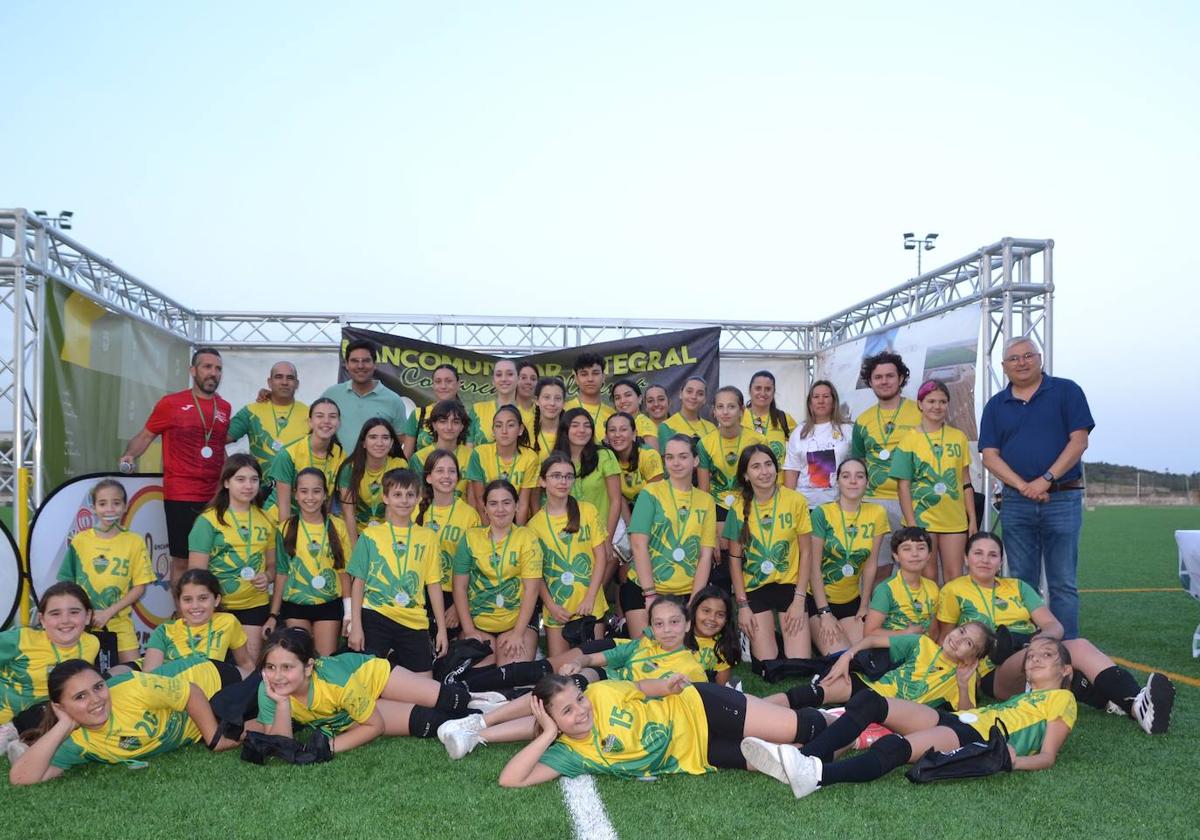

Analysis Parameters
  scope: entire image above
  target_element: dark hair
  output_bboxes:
[687,585,740,668]
[38,581,92,615]
[190,346,222,366]
[33,659,103,740]
[517,360,539,379]
[647,593,689,627]
[663,432,698,457]
[432,362,460,381]
[492,403,532,450]
[860,351,910,388]
[1025,635,1073,688]
[426,399,471,447]
[539,453,581,534]
[609,378,641,402]
[88,478,127,506]
[734,444,779,546]
[748,370,792,439]
[416,448,461,525]
[553,407,600,478]
[306,397,345,460]
[339,417,403,509]
[283,468,347,570]
[532,673,575,710]
[967,530,1004,557]
[207,452,262,526]
[482,479,520,516]
[714,385,744,412]
[890,526,933,554]
[573,352,605,373]
[958,620,997,663]
[532,377,567,454]
[836,456,869,482]
[344,338,378,361]
[173,568,222,601]
[260,626,317,670]
[800,379,850,438]
[382,468,421,501]
[604,411,641,472]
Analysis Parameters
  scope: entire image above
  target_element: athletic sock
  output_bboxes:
[818,733,911,787]
[795,708,827,744]
[785,683,824,709]
[1093,666,1140,715]
[436,683,472,714]
[801,690,888,763]
[408,706,453,738]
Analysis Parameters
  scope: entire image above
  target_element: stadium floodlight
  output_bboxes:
[33,210,74,230]
[903,232,938,275]
[903,233,916,249]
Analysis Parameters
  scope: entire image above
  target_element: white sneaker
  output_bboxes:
[1131,672,1175,735]
[6,739,29,764]
[740,737,790,784]
[442,727,484,760]
[1103,701,1127,717]
[779,747,822,800]
[468,691,508,713]
[0,723,18,750]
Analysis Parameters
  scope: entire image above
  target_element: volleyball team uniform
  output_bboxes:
[850,398,923,530]
[256,652,393,735]
[530,427,558,464]
[869,573,940,632]
[695,635,732,681]
[937,575,1043,691]
[889,423,972,532]
[527,503,609,628]
[593,635,708,683]
[569,449,622,530]
[470,401,536,445]
[336,455,409,528]
[277,515,352,622]
[0,628,100,727]
[264,438,346,519]
[631,413,658,442]
[741,408,797,477]
[624,484,718,610]
[807,501,890,619]
[616,447,664,505]
[145,612,248,664]
[188,506,279,627]
[464,444,541,494]
[696,427,769,516]
[657,413,715,450]
[58,528,155,658]
[563,397,615,443]
[452,525,543,634]
[720,487,812,612]
[404,403,476,451]
[227,400,310,472]
[410,444,472,498]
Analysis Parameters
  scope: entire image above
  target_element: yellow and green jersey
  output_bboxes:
[58,528,154,638]
[938,575,1044,677]
[850,398,923,500]
[145,613,247,663]
[465,444,540,491]
[695,636,732,677]
[720,487,812,591]
[741,408,797,471]
[616,447,664,503]
[347,522,441,629]
[632,413,658,441]
[628,484,718,595]
[452,525,543,633]
[335,456,409,528]
[960,688,1077,756]
[540,681,712,779]
[257,652,392,735]
[276,516,351,605]
[50,656,221,770]
[863,634,974,710]
[530,428,558,463]
[228,400,310,471]
[890,424,972,532]
[602,636,707,683]
[410,444,471,498]
[404,402,477,451]
[265,437,347,518]
[420,499,480,591]
[527,502,609,627]
[570,448,621,528]
[657,413,715,450]
[564,398,616,443]
[470,400,536,444]
[809,501,890,604]
[188,506,278,611]
[697,427,769,510]
[869,573,940,631]
[0,628,100,725]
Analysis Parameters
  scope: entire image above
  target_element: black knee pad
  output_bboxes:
[846,688,889,724]
[871,733,913,771]
[408,706,454,738]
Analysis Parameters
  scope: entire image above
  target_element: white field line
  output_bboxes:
[559,775,618,840]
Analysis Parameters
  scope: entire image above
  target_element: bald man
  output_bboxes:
[228,361,310,471]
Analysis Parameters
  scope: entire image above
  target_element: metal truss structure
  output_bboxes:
[1,207,1052,532]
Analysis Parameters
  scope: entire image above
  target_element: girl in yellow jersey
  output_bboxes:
[337,417,408,544]
[552,409,622,555]
[10,655,240,784]
[938,532,1175,734]
[743,635,1078,798]
[414,449,481,637]
[605,412,664,514]
[723,445,813,661]
[891,380,976,581]
[453,480,544,666]
[269,469,351,657]
[689,586,739,686]
[188,454,277,662]
[401,363,464,458]
[409,400,472,499]
[866,527,941,638]
[57,479,154,667]
[625,435,717,639]
[610,379,659,449]
[808,458,889,654]
[743,370,798,470]
[347,469,446,676]
[529,376,566,462]
[144,570,253,675]
[470,359,524,445]
[516,361,540,431]
[657,376,716,450]
[466,405,539,524]
[530,454,609,655]
[265,398,346,520]
[642,384,671,449]
[698,386,769,517]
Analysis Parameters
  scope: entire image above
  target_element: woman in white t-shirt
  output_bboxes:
[783,380,854,507]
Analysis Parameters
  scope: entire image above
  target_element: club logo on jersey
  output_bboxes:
[119,736,142,751]
[600,734,623,753]
[92,554,110,573]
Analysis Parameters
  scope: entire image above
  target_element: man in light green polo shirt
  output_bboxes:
[321,338,407,449]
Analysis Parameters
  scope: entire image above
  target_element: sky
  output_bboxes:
[4,1,1198,471]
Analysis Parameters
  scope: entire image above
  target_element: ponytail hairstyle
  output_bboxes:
[734,443,779,547]
[259,626,317,670]
[283,467,346,570]
[531,673,575,712]
[492,403,532,451]
[88,478,127,506]
[539,452,581,534]
[553,407,599,478]
[31,659,103,741]
[340,417,402,508]
[687,585,740,667]
[425,399,471,448]
[306,396,345,457]
[415,448,460,525]
[208,453,261,526]
[532,376,567,454]
[604,411,640,472]
[749,370,792,438]
[714,385,745,427]
[173,568,222,602]
[799,379,850,439]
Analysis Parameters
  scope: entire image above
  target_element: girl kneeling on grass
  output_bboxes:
[144,570,254,675]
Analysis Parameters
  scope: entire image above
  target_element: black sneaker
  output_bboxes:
[1131,672,1175,734]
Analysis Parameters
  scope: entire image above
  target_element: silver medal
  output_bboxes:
[761,560,775,575]
[723,494,735,507]
[200,446,214,459]
[239,566,256,580]
[561,572,576,586]
[494,594,505,607]
[672,547,686,562]
[272,439,283,451]
[841,563,854,577]
[395,591,411,607]
[877,448,890,461]
[310,575,326,590]
[934,482,948,495]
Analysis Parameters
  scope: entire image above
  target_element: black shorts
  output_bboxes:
[935,710,984,747]
[164,499,207,560]
[92,630,121,675]
[979,670,997,699]
[579,638,617,655]
[619,579,647,612]
[804,594,860,620]
[210,658,244,689]
[280,599,344,623]
[229,604,271,627]
[361,609,433,673]
[747,582,797,614]
[695,682,748,769]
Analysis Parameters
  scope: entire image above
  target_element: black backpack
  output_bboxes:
[905,719,1012,783]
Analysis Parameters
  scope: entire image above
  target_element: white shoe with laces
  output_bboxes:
[1131,672,1175,734]
[779,746,822,799]
[468,691,508,714]
[442,727,485,760]
[740,737,790,784]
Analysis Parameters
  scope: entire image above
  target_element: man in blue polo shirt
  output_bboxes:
[321,338,407,449]
[979,336,1094,639]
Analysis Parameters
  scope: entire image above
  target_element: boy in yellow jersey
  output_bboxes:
[227,361,309,471]
[741,370,798,469]
[867,527,941,635]
[564,353,614,443]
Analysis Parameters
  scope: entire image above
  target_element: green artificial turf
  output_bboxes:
[6,506,1198,840]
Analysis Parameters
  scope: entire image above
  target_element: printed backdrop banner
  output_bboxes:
[0,520,20,628]
[340,326,722,415]
[27,473,173,633]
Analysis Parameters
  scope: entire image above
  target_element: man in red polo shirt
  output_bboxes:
[119,347,231,583]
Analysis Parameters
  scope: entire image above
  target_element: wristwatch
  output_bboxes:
[1042,470,1055,482]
